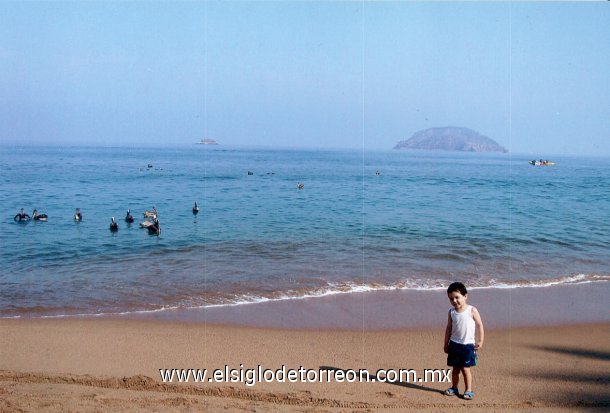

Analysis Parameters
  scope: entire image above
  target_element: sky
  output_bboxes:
[0,1,609,155]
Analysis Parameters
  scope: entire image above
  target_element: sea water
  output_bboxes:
[1,146,608,317]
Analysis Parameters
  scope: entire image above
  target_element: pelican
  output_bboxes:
[109,217,119,232]
[32,209,48,221]
[14,208,30,222]
[143,206,157,218]
[147,218,160,235]
[125,209,134,223]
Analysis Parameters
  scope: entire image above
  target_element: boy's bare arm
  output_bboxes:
[472,306,484,349]
[443,310,452,353]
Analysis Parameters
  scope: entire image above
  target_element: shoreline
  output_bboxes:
[9,281,605,331]
[143,281,610,330]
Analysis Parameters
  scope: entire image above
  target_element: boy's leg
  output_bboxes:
[461,367,472,392]
[451,368,460,389]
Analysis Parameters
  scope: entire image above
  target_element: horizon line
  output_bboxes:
[1,142,608,158]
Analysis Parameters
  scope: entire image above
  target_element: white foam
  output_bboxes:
[172,273,610,311]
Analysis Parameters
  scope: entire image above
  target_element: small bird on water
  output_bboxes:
[109,217,119,232]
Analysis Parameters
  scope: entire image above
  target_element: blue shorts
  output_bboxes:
[447,340,477,367]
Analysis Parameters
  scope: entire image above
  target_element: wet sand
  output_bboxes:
[133,281,610,329]
[1,283,609,412]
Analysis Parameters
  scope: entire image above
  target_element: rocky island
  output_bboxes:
[394,127,507,153]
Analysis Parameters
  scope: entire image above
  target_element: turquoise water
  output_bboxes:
[1,146,609,317]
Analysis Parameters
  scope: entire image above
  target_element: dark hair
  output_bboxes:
[447,282,467,296]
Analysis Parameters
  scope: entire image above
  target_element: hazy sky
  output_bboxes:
[1,1,609,155]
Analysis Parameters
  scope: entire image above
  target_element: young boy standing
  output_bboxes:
[443,282,484,400]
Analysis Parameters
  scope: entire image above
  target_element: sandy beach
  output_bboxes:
[1,285,609,412]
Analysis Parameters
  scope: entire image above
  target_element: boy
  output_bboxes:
[443,282,484,400]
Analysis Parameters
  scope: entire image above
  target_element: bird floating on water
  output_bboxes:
[109,217,119,232]
[14,208,30,222]
[125,209,134,223]
[147,218,161,235]
[32,209,48,221]
[143,207,157,218]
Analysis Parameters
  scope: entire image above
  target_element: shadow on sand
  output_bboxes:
[319,365,445,395]
[524,345,610,408]
[529,345,610,362]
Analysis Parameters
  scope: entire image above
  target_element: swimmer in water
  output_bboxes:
[193,202,200,215]
[74,208,82,221]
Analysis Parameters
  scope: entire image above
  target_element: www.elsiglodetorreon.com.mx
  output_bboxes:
[159,365,452,387]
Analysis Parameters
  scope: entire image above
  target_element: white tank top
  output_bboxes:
[450,305,476,345]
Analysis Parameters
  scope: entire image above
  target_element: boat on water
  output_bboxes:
[529,160,555,166]
[197,139,218,145]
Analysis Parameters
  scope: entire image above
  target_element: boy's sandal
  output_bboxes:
[463,391,474,400]
[444,387,458,396]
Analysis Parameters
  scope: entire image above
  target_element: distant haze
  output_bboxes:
[0,2,609,156]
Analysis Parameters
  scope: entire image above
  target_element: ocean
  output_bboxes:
[1,146,609,318]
